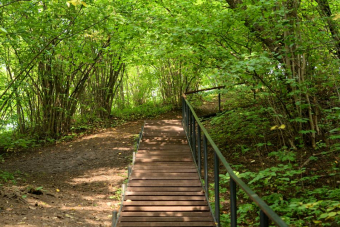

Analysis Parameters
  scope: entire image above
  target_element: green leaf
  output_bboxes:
[327,212,337,217]
[319,213,328,219]
[330,135,340,140]
[0,27,8,34]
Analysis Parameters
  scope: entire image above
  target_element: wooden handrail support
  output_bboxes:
[184,86,225,95]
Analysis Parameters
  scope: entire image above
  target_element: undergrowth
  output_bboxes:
[194,90,340,226]
[0,102,174,152]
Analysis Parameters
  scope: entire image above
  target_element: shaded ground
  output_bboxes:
[0,110,182,227]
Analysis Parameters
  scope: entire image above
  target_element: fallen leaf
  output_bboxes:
[65,214,74,219]
[270,125,278,130]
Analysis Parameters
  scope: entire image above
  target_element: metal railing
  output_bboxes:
[182,94,288,227]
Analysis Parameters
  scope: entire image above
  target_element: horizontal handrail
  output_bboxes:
[182,95,288,227]
[184,86,225,95]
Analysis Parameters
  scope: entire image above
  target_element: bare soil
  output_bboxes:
[0,111,182,227]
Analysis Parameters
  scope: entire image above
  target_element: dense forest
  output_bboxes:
[1,0,340,226]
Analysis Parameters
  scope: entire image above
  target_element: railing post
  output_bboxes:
[185,101,188,132]
[218,89,221,112]
[182,97,184,120]
[260,210,269,227]
[203,135,208,194]
[183,97,188,133]
[128,165,132,177]
[214,152,220,226]
[230,178,237,227]
[197,127,201,176]
[111,210,118,227]
[132,152,136,164]
[192,115,196,162]
[188,110,192,144]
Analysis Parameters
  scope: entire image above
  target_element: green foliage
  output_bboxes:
[0,170,15,184]
[0,170,22,186]
[208,103,272,152]
[60,133,78,142]
[214,162,340,226]
[268,147,296,162]
[0,132,37,151]
[109,187,123,201]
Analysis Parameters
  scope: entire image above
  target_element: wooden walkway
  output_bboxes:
[116,120,215,227]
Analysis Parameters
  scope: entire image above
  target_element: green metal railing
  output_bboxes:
[182,93,288,227]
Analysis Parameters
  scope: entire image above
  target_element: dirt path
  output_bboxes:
[0,111,182,227]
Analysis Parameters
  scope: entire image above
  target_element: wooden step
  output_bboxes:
[130,173,199,180]
[124,195,206,201]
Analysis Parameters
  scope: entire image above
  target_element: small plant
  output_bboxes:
[268,147,296,162]
[60,133,77,142]
[0,170,15,184]
[110,187,122,200]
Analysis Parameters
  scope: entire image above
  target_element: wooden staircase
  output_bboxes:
[116,120,215,227]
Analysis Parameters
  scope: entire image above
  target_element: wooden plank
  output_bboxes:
[144,120,182,125]
[119,211,212,217]
[130,173,198,178]
[118,222,216,227]
[122,206,210,212]
[126,187,204,192]
[143,127,185,132]
[125,192,205,196]
[133,166,197,169]
[133,166,195,169]
[119,216,214,222]
[141,141,188,145]
[142,137,187,142]
[130,175,198,180]
[132,169,198,173]
[137,150,191,153]
[142,133,186,137]
[123,201,208,206]
[139,145,188,150]
[135,155,193,159]
[130,173,199,180]
[133,162,196,166]
[143,125,184,129]
[133,164,196,168]
[124,196,206,201]
[140,141,187,144]
[134,157,193,163]
[136,151,191,155]
[118,222,215,227]
[128,180,202,187]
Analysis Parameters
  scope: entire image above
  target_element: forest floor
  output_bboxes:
[0,110,182,227]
